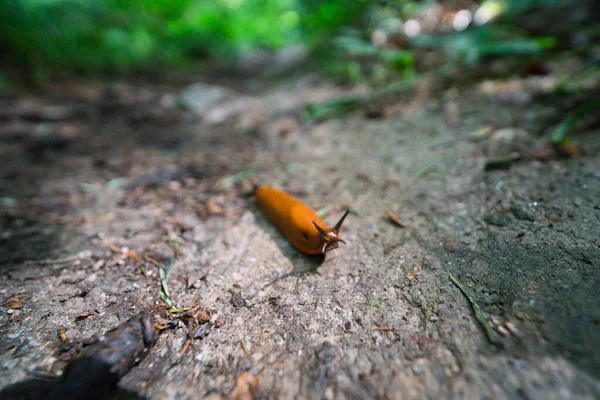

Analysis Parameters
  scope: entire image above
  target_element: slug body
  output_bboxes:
[255,186,349,255]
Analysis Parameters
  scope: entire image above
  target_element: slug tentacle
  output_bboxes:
[312,209,350,253]
[333,209,350,232]
[312,220,328,238]
[255,185,350,255]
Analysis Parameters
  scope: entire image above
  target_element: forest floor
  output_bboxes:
[0,66,599,399]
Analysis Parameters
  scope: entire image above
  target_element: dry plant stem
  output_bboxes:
[449,274,504,348]
[24,254,79,265]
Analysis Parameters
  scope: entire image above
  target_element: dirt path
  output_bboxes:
[1,74,599,399]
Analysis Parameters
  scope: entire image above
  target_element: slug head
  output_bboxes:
[312,209,350,254]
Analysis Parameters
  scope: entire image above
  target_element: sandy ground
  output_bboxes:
[1,72,599,399]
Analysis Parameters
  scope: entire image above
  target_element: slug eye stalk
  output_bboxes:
[312,209,350,254]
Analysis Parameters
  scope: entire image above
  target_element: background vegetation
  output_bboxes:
[0,0,597,84]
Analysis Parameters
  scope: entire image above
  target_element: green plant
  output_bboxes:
[0,0,300,77]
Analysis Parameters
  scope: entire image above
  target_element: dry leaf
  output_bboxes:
[144,254,162,267]
[109,245,140,262]
[1,294,25,309]
[229,372,260,400]
[556,141,580,157]
[386,209,406,228]
[125,249,141,262]
[206,200,223,215]
[192,304,212,324]
[407,265,422,281]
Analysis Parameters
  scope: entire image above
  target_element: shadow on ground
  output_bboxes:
[442,230,600,378]
[0,376,144,400]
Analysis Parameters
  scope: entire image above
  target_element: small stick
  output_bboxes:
[240,340,249,357]
[180,338,192,355]
[24,254,79,265]
[144,254,162,267]
[449,274,503,347]
[189,294,199,309]
[374,327,400,332]
[135,293,146,306]
[386,209,406,228]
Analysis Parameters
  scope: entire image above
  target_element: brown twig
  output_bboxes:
[240,340,249,357]
[24,254,79,265]
[374,327,401,332]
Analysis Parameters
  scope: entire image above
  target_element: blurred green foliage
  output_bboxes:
[413,25,556,65]
[0,0,378,79]
[297,0,371,45]
[0,0,301,76]
[0,0,597,87]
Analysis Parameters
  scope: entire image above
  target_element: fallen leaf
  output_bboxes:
[386,209,406,228]
[206,200,223,215]
[192,304,212,324]
[556,141,580,157]
[1,294,25,309]
[144,254,162,267]
[229,372,261,400]
[109,245,140,262]
[125,249,141,262]
[407,265,422,281]
[75,311,94,322]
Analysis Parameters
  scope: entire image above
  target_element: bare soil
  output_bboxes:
[1,72,599,399]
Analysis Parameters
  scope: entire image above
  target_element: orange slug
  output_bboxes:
[255,186,349,255]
